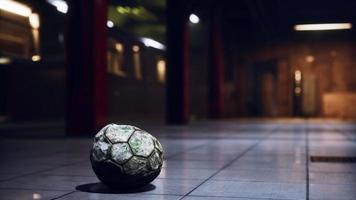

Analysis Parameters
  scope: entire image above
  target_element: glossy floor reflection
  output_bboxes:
[0,119,356,200]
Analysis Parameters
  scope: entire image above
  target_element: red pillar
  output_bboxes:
[65,0,107,135]
[208,7,225,118]
[166,0,190,124]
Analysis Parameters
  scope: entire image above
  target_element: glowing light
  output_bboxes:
[132,45,140,52]
[295,70,302,82]
[116,6,141,15]
[0,57,11,64]
[294,23,352,31]
[305,55,314,63]
[0,0,32,17]
[46,0,68,14]
[117,6,130,14]
[32,193,41,199]
[32,55,41,62]
[107,20,114,28]
[29,13,40,29]
[295,87,302,95]
[140,37,165,50]
[189,14,200,24]
[115,43,123,52]
[157,59,166,83]
[132,8,140,15]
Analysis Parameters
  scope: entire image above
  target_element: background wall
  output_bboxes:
[233,39,356,118]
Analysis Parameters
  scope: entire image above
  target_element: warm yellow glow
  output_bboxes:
[29,13,40,29]
[0,57,11,64]
[294,23,352,31]
[0,0,32,17]
[295,70,302,82]
[115,43,123,52]
[305,55,314,63]
[32,29,40,55]
[31,55,41,62]
[132,45,140,52]
[157,60,166,83]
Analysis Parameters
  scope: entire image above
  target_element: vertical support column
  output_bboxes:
[208,7,225,118]
[66,0,108,135]
[166,0,190,124]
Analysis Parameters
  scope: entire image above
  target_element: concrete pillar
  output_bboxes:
[65,0,108,135]
[208,7,225,118]
[166,0,190,124]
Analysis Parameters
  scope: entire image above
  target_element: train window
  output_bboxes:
[156,59,166,83]
[0,1,41,61]
[107,40,126,77]
[132,45,142,80]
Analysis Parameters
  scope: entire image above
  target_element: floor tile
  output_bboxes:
[0,119,356,199]
[158,168,217,180]
[190,180,306,199]
[212,168,305,183]
[0,189,71,200]
[144,178,204,195]
[310,183,356,200]
[58,191,182,200]
[163,160,227,169]
[0,175,97,191]
[182,196,263,200]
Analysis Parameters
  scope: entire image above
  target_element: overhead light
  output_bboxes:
[294,23,352,31]
[46,0,68,14]
[189,13,200,24]
[0,57,11,65]
[132,45,140,52]
[141,37,165,50]
[0,0,32,17]
[107,20,114,28]
[295,70,302,82]
[32,55,41,62]
[115,43,123,52]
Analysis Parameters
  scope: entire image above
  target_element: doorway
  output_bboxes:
[247,60,278,117]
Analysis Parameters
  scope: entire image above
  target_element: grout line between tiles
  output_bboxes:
[178,126,280,200]
[50,190,76,200]
[0,160,88,183]
[186,194,303,200]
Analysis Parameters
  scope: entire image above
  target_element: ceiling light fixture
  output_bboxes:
[0,0,32,17]
[107,20,114,28]
[141,37,165,50]
[294,23,352,31]
[46,0,68,14]
[189,14,200,24]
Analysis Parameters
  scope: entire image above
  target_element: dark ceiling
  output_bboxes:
[214,0,356,43]
[27,0,356,45]
[111,0,356,44]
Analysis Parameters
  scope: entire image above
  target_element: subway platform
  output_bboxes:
[0,119,355,200]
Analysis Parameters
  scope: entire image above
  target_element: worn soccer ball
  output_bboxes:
[90,124,164,189]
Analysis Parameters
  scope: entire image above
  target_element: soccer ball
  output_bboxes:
[90,124,164,189]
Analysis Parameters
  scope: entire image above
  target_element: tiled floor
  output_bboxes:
[0,119,356,200]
